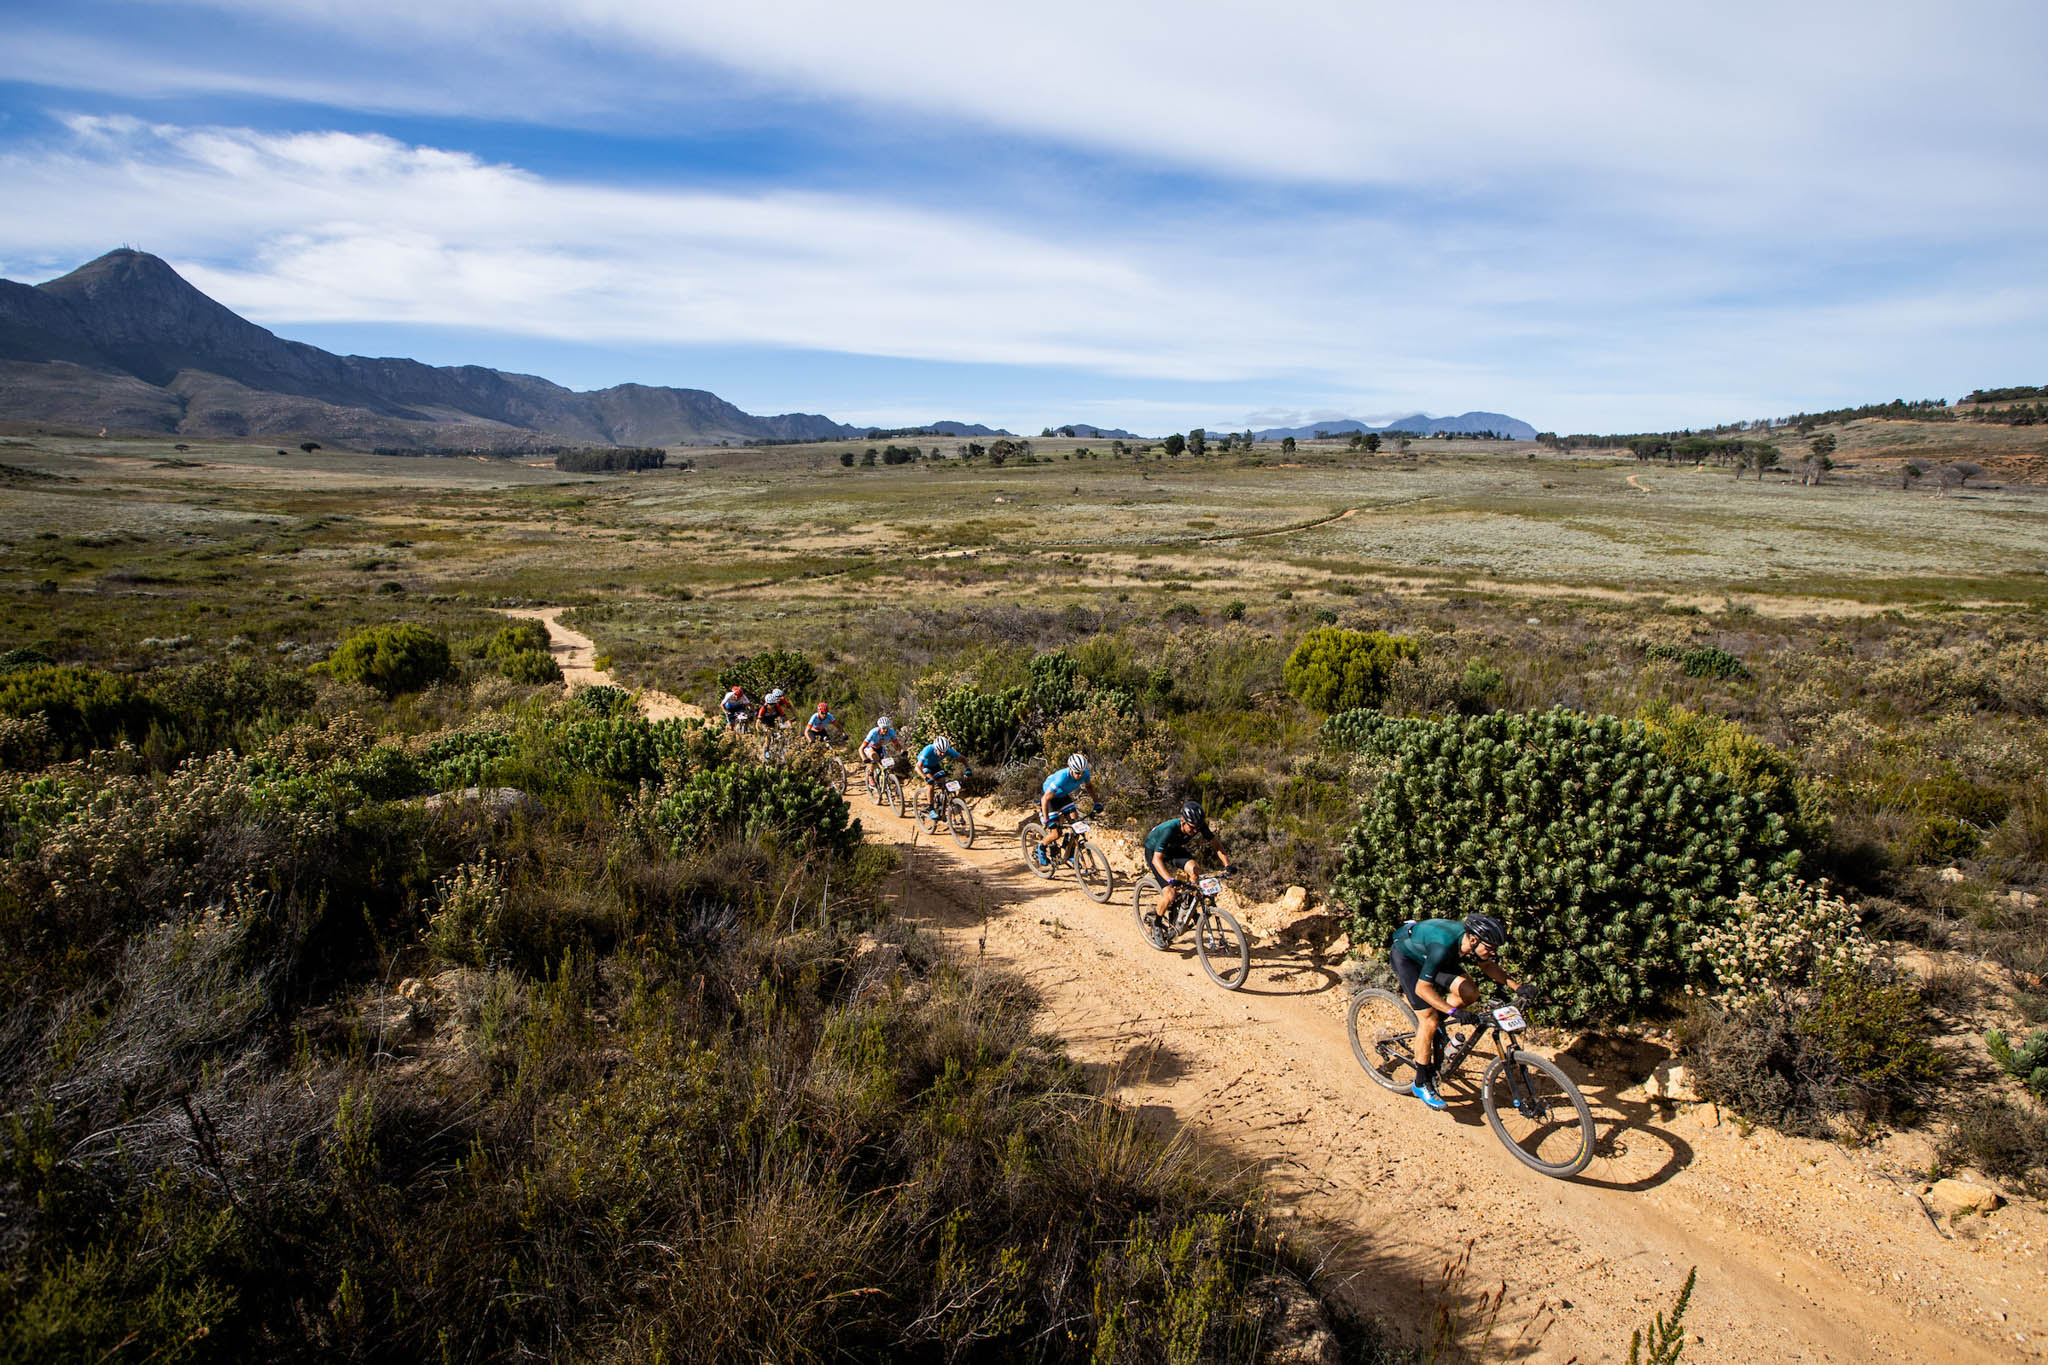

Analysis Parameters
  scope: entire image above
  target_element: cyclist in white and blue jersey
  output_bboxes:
[1034,753,1101,866]
[916,735,970,816]
[804,700,840,745]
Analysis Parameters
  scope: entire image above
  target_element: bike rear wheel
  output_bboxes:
[1019,820,1054,877]
[1195,906,1250,990]
[1131,876,1171,950]
[1346,989,1421,1092]
[1480,1051,1595,1178]
[1071,841,1114,902]
[945,797,975,848]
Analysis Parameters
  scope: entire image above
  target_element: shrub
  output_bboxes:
[1987,1028,2048,1098]
[1331,709,1801,1022]
[1689,878,1872,1006]
[1282,627,1420,714]
[0,664,155,760]
[1025,650,1082,717]
[1639,703,1824,848]
[484,619,552,662]
[0,647,56,672]
[1222,600,1247,621]
[717,649,815,700]
[1940,1097,2048,1193]
[498,649,564,685]
[573,684,632,716]
[651,763,859,857]
[421,723,520,790]
[912,684,1026,760]
[1683,965,1941,1134]
[1906,814,1981,863]
[1645,642,1749,680]
[428,856,509,964]
[1038,697,1179,811]
[144,657,315,758]
[323,624,455,697]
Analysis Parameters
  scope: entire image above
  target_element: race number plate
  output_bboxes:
[1198,876,1223,896]
[1069,822,1090,834]
[1492,1006,1528,1032]
[945,780,962,793]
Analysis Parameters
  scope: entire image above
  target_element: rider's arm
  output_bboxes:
[1479,959,1517,992]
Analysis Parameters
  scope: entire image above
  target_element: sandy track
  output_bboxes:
[497,607,702,721]
[515,609,2045,1364]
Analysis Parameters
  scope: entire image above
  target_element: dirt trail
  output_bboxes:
[497,607,702,721]
[517,609,2045,1364]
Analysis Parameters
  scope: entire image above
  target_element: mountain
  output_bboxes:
[0,250,859,447]
[861,420,1012,438]
[1043,423,1140,440]
[1252,411,1538,442]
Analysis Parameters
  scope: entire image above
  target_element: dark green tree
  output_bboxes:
[1281,627,1419,713]
[1187,428,1206,457]
[1163,433,1187,457]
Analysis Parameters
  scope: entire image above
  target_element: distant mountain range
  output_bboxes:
[1045,423,1142,440]
[0,250,984,447]
[1251,412,1538,442]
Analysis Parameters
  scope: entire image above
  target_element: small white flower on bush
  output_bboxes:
[429,857,508,965]
[1690,877,1872,1007]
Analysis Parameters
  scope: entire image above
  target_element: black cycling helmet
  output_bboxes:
[1463,913,1507,949]
[1179,799,1208,831]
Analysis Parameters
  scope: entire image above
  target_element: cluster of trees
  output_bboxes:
[1968,403,2048,426]
[1962,385,2047,404]
[554,447,669,473]
[838,444,927,467]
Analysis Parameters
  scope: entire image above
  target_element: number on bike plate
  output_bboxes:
[1069,822,1090,834]
[1492,1006,1527,1032]
[1198,876,1222,896]
[945,780,962,793]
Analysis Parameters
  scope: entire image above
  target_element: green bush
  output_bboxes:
[717,649,815,700]
[0,664,155,761]
[1282,627,1419,714]
[1645,642,1749,680]
[572,685,632,716]
[534,715,726,790]
[322,624,454,698]
[1799,964,1945,1123]
[913,684,1026,759]
[1640,702,1825,848]
[652,763,859,856]
[1331,709,1801,1022]
[421,724,519,790]
[483,619,551,662]
[144,657,315,759]
[497,649,563,685]
[1222,600,1247,621]
[1025,649,1083,717]
[1988,1028,2048,1098]
[1906,814,1981,863]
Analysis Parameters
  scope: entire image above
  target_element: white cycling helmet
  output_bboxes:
[764,688,784,704]
[933,734,952,752]
[1067,752,1090,778]
[877,715,892,730]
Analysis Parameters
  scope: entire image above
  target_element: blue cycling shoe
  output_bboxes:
[1411,1081,1448,1111]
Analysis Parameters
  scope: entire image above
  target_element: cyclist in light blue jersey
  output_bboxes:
[916,734,970,817]
[804,700,840,745]
[1034,753,1101,866]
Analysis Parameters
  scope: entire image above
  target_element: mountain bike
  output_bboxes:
[864,754,907,817]
[915,774,975,847]
[1131,870,1249,990]
[1346,988,1594,1178]
[1019,807,1114,902]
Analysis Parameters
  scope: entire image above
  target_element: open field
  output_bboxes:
[5,425,2048,1360]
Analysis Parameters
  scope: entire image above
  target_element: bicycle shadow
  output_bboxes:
[1433,1052,1695,1191]
[1229,940,1344,998]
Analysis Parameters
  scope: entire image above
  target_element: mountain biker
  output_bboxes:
[916,734,970,817]
[1034,753,1101,867]
[721,685,754,730]
[1392,914,1519,1111]
[1142,800,1231,933]
[757,687,795,732]
[861,715,903,782]
[804,700,840,745]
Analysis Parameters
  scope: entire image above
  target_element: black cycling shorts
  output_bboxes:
[1391,942,1462,1013]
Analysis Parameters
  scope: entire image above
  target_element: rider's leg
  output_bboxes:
[1153,855,1178,919]
[1412,1006,1443,1078]
[1038,799,1064,854]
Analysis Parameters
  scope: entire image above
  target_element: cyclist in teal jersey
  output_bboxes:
[1392,914,1517,1110]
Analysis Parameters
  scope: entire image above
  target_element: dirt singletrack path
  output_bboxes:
[515,609,2045,1363]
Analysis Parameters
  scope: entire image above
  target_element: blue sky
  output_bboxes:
[2,1,2043,435]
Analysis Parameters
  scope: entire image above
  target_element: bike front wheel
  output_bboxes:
[1480,1051,1595,1179]
[822,755,847,792]
[1019,820,1054,877]
[945,797,975,847]
[1195,906,1250,990]
[1071,841,1114,902]
[1346,989,1421,1092]
[880,772,905,816]
[1131,876,1171,950]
